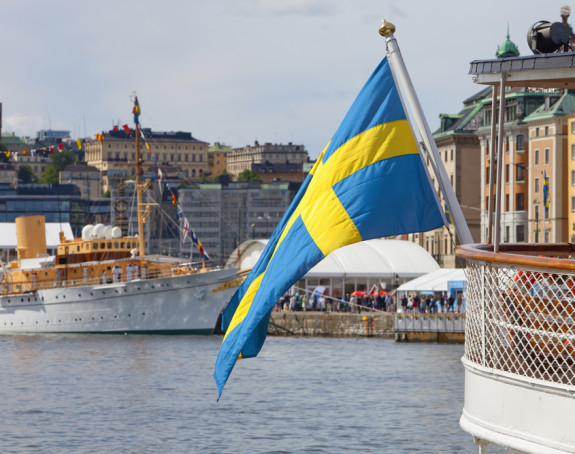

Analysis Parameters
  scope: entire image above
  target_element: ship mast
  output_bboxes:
[134,96,145,256]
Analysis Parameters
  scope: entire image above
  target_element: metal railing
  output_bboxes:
[0,256,226,295]
[394,313,465,333]
[458,243,575,388]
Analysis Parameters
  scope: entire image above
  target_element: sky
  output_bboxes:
[0,0,572,159]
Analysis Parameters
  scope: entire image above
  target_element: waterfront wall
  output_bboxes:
[267,312,465,343]
[269,312,395,339]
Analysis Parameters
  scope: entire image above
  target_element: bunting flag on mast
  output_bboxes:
[58,144,63,152]
[191,229,209,261]
[182,217,190,244]
[214,56,446,398]
[76,139,82,150]
[133,97,141,124]
[122,124,131,136]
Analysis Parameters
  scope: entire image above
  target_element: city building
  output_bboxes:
[0,184,84,235]
[85,128,209,194]
[568,113,575,242]
[251,162,308,184]
[525,90,575,243]
[13,153,50,181]
[1,132,28,155]
[36,130,71,142]
[478,87,549,244]
[178,181,298,263]
[0,163,17,187]
[226,141,309,179]
[59,163,101,199]
[208,142,233,177]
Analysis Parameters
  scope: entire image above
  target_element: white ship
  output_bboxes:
[458,16,575,454]
[0,98,243,334]
[0,218,240,334]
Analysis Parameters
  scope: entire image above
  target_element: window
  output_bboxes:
[572,196,575,212]
[535,149,540,165]
[516,164,525,181]
[535,177,540,193]
[505,164,509,183]
[572,122,575,134]
[505,194,509,211]
[516,135,525,150]
[516,193,525,211]
[545,148,550,164]
[572,170,575,186]
[536,127,540,137]
[571,144,575,160]
[535,204,540,220]
[450,149,454,161]
[505,226,510,242]
[516,225,525,242]
[545,126,549,136]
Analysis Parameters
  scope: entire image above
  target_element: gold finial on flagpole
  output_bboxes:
[379,19,395,37]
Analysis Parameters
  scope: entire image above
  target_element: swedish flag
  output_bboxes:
[543,170,549,216]
[214,57,446,397]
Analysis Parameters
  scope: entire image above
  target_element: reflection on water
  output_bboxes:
[0,335,504,453]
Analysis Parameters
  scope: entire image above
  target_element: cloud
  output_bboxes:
[4,115,44,138]
[255,0,335,16]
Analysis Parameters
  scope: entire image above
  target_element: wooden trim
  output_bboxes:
[456,243,575,271]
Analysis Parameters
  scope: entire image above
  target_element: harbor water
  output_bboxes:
[0,335,504,453]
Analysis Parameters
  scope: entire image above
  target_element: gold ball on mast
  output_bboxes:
[379,19,396,37]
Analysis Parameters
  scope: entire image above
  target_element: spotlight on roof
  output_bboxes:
[527,21,571,54]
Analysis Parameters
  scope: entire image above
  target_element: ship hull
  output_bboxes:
[0,268,239,334]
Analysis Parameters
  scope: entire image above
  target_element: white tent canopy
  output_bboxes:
[227,239,439,280]
[305,239,439,279]
[396,268,466,293]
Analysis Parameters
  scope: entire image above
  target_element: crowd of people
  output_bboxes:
[274,291,395,313]
[274,290,465,314]
[399,293,464,313]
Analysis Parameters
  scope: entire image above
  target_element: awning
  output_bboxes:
[397,268,466,293]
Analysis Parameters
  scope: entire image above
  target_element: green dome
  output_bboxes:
[496,29,520,58]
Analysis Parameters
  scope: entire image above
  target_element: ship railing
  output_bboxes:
[457,243,575,389]
[2,256,228,293]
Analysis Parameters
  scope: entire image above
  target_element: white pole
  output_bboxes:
[493,74,507,253]
[382,25,474,245]
[487,86,498,244]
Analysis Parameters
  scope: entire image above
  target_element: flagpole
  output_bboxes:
[380,21,474,245]
[134,96,146,256]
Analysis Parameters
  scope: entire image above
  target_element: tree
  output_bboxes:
[38,165,59,184]
[51,149,76,171]
[18,164,36,184]
[237,169,262,182]
[0,142,9,163]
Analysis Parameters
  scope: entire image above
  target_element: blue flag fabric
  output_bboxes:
[543,170,549,216]
[214,57,446,398]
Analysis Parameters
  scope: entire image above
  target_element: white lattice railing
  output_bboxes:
[458,243,575,388]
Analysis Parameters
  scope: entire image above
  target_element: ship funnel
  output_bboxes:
[16,215,47,261]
